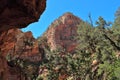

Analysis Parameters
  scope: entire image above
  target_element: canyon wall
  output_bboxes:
[0,0,46,80]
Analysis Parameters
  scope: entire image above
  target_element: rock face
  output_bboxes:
[44,12,81,52]
[0,29,45,80]
[0,0,46,80]
[0,0,46,32]
[0,29,44,62]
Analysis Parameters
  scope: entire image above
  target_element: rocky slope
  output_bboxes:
[42,12,81,52]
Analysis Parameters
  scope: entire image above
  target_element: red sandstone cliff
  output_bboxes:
[0,29,44,62]
[0,29,45,80]
[0,0,46,80]
[44,12,81,52]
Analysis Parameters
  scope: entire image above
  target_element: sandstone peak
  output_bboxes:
[62,12,77,18]
[62,12,74,17]
[43,12,82,52]
[60,12,79,24]
[49,12,81,29]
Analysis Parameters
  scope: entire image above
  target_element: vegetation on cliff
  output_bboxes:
[36,7,120,80]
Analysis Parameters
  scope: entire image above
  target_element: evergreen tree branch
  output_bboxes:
[103,34,120,50]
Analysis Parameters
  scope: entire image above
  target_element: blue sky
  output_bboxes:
[22,0,120,38]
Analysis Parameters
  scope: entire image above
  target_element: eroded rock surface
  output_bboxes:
[0,0,46,32]
[0,0,46,79]
[0,29,44,62]
[0,29,45,80]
